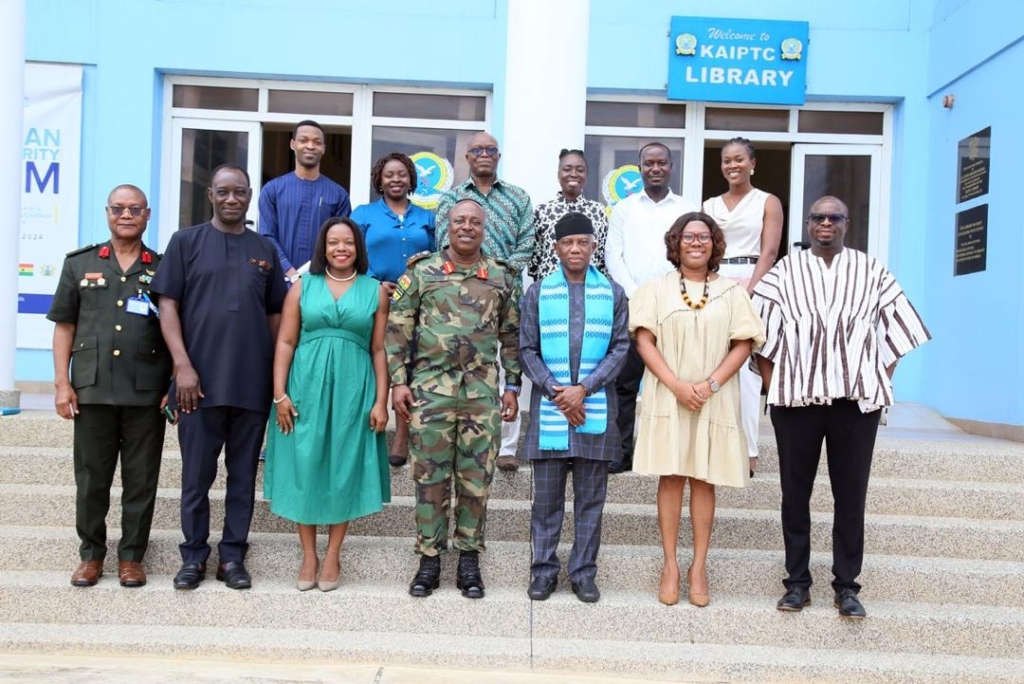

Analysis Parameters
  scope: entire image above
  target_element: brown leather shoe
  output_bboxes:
[496,454,520,472]
[118,560,147,587]
[71,560,104,587]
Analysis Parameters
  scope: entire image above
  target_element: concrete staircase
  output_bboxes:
[1,408,1024,682]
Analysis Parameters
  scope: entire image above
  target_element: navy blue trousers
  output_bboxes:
[177,406,267,564]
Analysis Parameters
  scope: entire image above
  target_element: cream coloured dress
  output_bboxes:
[629,272,766,487]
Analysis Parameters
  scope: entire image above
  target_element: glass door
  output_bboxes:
[788,144,883,260]
[163,118,262,250]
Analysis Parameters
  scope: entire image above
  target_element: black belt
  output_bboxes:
[722,256,759,264]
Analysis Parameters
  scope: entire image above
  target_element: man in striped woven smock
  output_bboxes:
[752,195,931,620]
[518,212,630,603]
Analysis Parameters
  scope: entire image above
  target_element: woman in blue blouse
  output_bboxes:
[352,152,436,467]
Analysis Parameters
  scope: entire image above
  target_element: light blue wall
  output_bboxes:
[920,1,1024,425]
[19,0,508,382]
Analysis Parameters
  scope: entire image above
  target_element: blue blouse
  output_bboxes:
[351,198,436,283]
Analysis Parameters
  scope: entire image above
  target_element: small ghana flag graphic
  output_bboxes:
[19,264,34,276]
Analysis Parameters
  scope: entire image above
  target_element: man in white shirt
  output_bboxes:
[605,142,698,472]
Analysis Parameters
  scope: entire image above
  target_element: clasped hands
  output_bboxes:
[551,384,587,428]
[672,379,712,412]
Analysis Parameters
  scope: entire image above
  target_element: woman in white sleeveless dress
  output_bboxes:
[702,138,783,476]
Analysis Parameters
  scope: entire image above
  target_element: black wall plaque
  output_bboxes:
[957,126,991,204]
[954,203,987,276]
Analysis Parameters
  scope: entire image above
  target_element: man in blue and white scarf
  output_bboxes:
[519,211,630,603]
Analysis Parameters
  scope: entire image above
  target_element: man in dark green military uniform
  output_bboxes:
[387,198,521,600]
[48,184,172,588]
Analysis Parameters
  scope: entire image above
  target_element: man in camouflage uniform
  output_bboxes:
[387,198,521,599]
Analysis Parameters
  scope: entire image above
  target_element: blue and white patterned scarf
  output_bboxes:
[537,265,614,450]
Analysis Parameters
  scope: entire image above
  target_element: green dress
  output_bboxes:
[264,274,389,524]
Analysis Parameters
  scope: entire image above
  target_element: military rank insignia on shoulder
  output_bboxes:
[65,244,97,257]
[391,273,414,303]
[406,251,432,268]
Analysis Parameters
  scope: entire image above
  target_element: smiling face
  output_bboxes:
[721,142,755,188]
[290,124,326,170]
[106,186,150,242]
[466,132,500,181]
[324,221,357,274]
[640,144,672,194]
[677,219,714,272]
[806,196,850,255]
[208,167,252,227]
[557,153,587,199]
[381,159,412,200]
[446,200,485,259]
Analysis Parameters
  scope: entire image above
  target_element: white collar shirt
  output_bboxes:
[605,190,698,297]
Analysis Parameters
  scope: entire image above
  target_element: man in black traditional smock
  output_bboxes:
[519,212,630,603]
[48,184,171,588]
[151,164,288,591]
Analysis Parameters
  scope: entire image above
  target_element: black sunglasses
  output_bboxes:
[808,212,848,224]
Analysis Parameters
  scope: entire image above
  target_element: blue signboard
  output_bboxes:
[667,17,809,105]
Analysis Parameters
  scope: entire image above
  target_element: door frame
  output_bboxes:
[788,143,885,263]
[161,117,263,252]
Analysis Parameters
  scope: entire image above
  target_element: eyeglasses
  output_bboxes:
[808,212,848,224]
[451,217,484,228]
[468,146,499,158]
[108,205,145,217]
[681,233,712,245]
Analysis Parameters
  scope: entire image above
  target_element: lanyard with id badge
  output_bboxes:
[126,290,158,318]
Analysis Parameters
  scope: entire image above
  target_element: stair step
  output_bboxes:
[3,572,1024,660]
[3,526,1023,607]
[4,447,1023,517]
[1,624,1022,683]
[3,484,1023,561]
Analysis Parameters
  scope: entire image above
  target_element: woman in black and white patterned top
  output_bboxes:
[527,149,609,281]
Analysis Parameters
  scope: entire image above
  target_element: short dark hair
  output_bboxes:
[639,141,672,163]
[559,148,587,165]
[370,152,418,195]
[309,217,369,276]
[664,211,727,272]
[210,164,250,187]
[292,119,325,140]
[724,137,756,159]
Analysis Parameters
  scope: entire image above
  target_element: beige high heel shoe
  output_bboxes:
[296,559,319,592]
[658,564,680,606]
[688,565,710,607]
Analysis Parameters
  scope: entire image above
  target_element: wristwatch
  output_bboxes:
[706,376,721,393]
[504,384,521,395]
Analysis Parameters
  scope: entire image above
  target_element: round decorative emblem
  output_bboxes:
[781,38,803,61]
[410,152,454,210]
[602,165,643,207]
[675,33,697,56]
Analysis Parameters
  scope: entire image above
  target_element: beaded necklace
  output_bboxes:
[679,272,710,310]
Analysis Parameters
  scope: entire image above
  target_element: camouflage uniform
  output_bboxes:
[386,251,521,556]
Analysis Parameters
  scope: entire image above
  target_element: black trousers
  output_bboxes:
[177,406,267,564]
[73,405,165,562]
[770,400,881,593]
[613,338,645,467]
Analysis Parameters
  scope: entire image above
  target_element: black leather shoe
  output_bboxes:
[776,586,811,612]
[527,575,557,601]
[456,550,485,599]
[835,588,867,619]
[173,561,206,590]
[571,576,601,603]
[216,561,252,590]
[408,555,441,598]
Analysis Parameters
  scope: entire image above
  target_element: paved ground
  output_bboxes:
[0,653,654,684]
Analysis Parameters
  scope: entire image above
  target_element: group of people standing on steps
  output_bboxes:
[51,120,929,620]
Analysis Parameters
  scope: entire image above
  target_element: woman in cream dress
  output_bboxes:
[630,212,765,608]
[703,137,783,477]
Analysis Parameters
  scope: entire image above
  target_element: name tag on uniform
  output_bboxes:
[125,295,150,316]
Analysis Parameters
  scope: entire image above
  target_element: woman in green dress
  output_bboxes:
[265,217,390,592]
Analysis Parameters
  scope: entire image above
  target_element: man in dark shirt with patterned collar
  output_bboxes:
[152,164,288,591]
